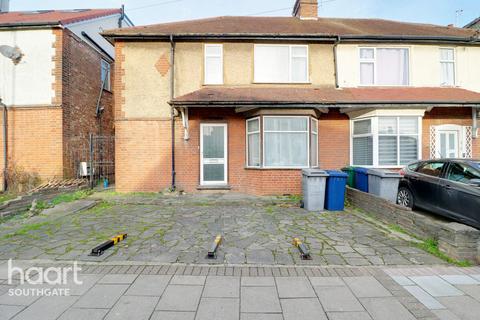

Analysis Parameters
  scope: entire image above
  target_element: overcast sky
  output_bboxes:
[9,0,480,27]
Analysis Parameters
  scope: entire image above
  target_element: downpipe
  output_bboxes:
[170,35,176,191]
[0,99,7,191]
[473,107,479,139]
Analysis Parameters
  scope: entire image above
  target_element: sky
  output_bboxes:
[8,0,480,28]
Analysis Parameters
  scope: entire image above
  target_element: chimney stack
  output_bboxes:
[0,0,9,13]
[292,0,318,20]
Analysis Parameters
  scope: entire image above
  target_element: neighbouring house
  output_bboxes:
[465,16,480,30]
[104,0,480,195]
[0,6,133,190]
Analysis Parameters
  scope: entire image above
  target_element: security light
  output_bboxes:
[0,45,23,64]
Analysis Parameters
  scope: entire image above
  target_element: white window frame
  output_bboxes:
[262,116,310,169]
[439,47,456,87]
[254,44,309,84]
[246,117,261,168]
[350,116,422,168]
[310,118,319,168]
[204,44,223,85]
[101,59,111,91]
[359,47,410,87]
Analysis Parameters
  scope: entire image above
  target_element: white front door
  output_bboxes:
[200,123,228,185]
[439,130,458,158]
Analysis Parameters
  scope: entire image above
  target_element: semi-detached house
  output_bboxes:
[104,0,480,195]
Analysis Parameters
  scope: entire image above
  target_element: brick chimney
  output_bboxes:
[0,0,9,13]
[292,0,318,20]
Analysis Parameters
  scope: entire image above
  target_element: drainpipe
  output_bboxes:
[333,36,340,88]
[0,98,7,191]
[170,35,176,190]
[473,107,479,139]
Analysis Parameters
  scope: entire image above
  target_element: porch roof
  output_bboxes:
[170,87,480,107]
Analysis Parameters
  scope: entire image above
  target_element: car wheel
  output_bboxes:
[397,187,414,209]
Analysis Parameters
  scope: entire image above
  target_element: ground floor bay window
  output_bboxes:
[351,116,422,167]
[246,116,318,169]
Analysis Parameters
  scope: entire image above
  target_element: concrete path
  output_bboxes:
[1,261,480,319]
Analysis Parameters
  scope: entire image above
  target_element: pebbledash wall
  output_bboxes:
[0,27,113,187]
[115,40,480,195]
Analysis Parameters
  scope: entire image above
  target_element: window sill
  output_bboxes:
[102,88,112,94]
[244,166,309,170]
[252,82,312,85]
[197,185,231,190]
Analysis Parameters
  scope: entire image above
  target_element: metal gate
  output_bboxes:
[67,134,115,188]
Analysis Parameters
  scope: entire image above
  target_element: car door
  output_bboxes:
[410,161,447,210]
[439,161,480,228]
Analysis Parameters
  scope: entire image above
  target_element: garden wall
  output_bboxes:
[346,187,480,264]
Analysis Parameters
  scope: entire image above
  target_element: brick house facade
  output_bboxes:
[105,0,480,195]
[0,9,133,190]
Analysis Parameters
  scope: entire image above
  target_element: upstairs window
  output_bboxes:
[440,48,455,86]
[360,48,409,86]
[204,44,223,85]
[101,59,111,91]
[254,45,308,83]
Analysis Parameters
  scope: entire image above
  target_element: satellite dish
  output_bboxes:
[0,45,23,64]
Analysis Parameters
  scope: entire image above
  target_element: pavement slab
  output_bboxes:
[156,285,203,312]
[280,298,328,320]
[104,295,158,320]
[195,298,240,320]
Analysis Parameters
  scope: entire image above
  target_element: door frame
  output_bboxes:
[200,123,228,186]
[436,126,460,158]
[438,129,461,158]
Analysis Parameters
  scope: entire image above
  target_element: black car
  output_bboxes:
[397,159,480,229]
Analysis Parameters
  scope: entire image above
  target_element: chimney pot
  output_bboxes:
[293,0,318,20]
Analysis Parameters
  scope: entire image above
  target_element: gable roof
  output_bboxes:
[465,17,480,29]
[171,87,480,106]
[0,9,121,28]
[103,16,479,42]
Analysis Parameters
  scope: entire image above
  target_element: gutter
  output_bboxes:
[333,36,340,88]
[170,35,176,191]
[81,31,114,61]
[0,99,7,191]
[103,33,480,45]
[170,100,480,107]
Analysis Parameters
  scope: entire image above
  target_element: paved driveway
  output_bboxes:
[0,192,444,266]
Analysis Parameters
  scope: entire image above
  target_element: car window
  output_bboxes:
[446,162,480,184]
[407,162,421,171]
[416,162,446,177]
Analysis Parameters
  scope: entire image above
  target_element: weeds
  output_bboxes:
[50,189,93,206]
[3,221,49,239]
[416,238,472,267]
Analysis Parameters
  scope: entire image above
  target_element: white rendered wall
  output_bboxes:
[0,29,56,106]
[67,14,125,58]
[336,43,480,92]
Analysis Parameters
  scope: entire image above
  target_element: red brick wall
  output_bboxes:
[61,29,114,178]
[115,119,171,192]
[318,109,350,169]
[0,107,64,185]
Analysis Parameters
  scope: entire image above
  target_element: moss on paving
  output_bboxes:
[50,189,93,206]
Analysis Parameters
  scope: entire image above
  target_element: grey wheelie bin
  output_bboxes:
[302,169,328,211]
[367,169,402,202]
